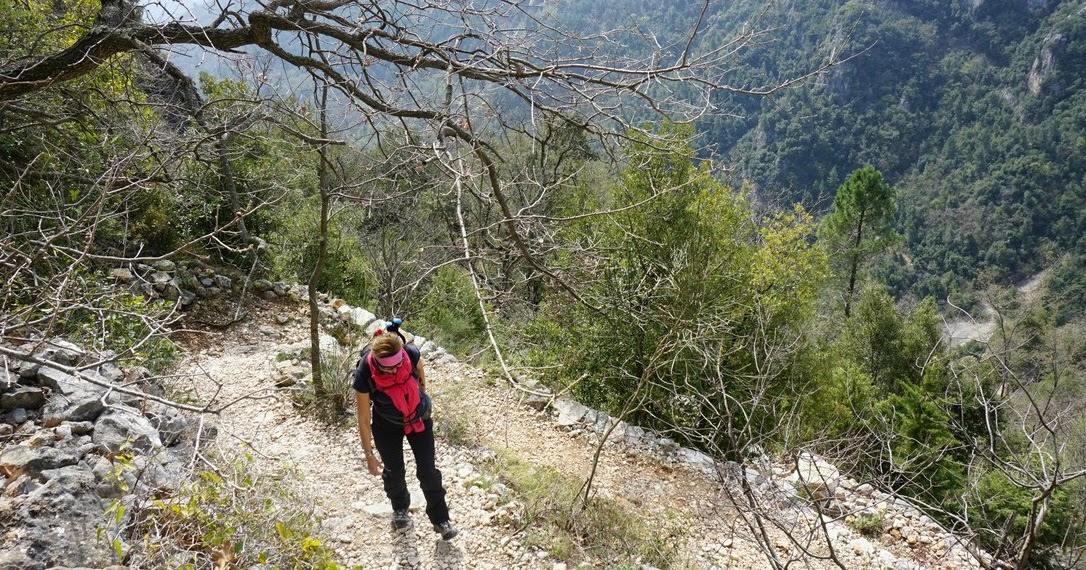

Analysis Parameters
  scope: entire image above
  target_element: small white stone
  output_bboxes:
[54,424,73,440]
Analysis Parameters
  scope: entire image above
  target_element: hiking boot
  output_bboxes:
[391,509,412,530]
[433,520,458,541]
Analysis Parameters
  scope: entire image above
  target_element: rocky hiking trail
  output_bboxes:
[178,306,986,570]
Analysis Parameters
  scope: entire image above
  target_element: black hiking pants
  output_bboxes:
[371,417,450,525]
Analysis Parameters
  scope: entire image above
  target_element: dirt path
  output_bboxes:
[175,306,981,570]
[176,312,720,569]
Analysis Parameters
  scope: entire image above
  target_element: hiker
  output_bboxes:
[353,324,458,541]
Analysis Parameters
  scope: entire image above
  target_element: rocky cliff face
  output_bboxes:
[1028,32,1068,95]
[0,339,195,570]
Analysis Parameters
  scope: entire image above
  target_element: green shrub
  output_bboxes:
[972,469,1078,566]
[91,294,181,373]
[289,342,358,422]
[129,187,181,255]
[126,454,357,570]
[37,275,182,373]
[872,381,966,512]
[413,264,487,356]
[848,511,885,538]
[797,355,876,441]
[266,193,375,307]
[318,342,359,418]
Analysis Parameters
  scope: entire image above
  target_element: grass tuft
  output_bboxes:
[848,510,886,538]
[485,448,679,568]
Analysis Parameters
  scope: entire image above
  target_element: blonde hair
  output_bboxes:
[371,332,403,358]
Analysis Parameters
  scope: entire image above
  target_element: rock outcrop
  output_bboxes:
[110,259,295,308]
[0,339,196,570]
[1029,32,1068,96]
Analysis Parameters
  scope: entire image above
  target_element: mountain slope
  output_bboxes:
[722,0,1086,298]
[550,0,1086,302]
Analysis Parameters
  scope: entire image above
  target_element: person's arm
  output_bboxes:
[355,392,382,476]
[415,357,427,392]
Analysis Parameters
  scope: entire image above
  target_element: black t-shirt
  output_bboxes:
[353,344,422,425]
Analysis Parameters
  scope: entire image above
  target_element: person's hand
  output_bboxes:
[365,452,383,476]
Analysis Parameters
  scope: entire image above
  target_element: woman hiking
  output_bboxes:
[353,324,458,540]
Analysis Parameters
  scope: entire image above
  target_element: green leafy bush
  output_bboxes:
[128,187,182,255]
[848,511,885,538]
[33,274,182,373]
[413,264,488,356]
[127,454,356,570]
[872,381,966,511]
[92,294,181,372]
[797,358,876,440]
[523,126,826,457]
[972,469,1079,567]
[266,193,375,306]
[312,343,359,422]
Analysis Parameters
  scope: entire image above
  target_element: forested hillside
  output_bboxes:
[733,0,1085,307]
[555,0,1086,308]
[2,1,1085,569]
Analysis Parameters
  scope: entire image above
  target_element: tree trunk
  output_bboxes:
[308,85,333,412]
[843,207,866,319]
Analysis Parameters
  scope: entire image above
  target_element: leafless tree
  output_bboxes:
[1,0,840,250]
[2,0,847,414]
[941,295,1086,570]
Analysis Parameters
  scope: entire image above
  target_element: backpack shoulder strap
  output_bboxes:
[405,344,420,368]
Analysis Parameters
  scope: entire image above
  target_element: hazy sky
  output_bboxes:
[143,1,220,25]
